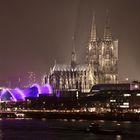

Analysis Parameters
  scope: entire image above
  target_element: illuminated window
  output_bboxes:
[123,102,129,105]
[136,93,140,96]
[123,94,131,97]
[119,105,129,108]
[134,84,139,89]
[110,99,116,102]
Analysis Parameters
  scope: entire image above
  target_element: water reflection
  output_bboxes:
[0,119,140,140]
[0,129,3,140]
[116,135,122,140]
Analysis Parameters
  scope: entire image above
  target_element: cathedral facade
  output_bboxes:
[46,12,118,93]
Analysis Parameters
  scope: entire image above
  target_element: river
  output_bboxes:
[0,118,140,140]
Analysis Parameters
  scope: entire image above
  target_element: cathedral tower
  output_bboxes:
[86,13,99,83]
[87,11,118,84]
[71,37,77,67]
[100,10,118,83]
[103,10,112,41]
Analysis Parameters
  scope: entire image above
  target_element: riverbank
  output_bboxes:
[1,118,140,140]
[24,112,140,121]
[1,111,139,121]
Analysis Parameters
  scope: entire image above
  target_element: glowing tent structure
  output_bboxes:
[0,84,52,101]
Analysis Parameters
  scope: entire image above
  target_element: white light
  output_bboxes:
[110,99,116,102]
[123,102,129,105]
[76,91,79,99]
[89,44,92,51]
[125,78,129,81]
[88,107,96,112]
[134,84,139,89]
[124,94,131,97]
[134,109,140,113]
[119,105,129,108]
[136,93,140,96]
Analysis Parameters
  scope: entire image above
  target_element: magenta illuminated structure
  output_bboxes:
[0,84,52,101]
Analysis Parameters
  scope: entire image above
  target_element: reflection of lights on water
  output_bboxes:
[116,135,122,140]
[123,121,131,124]
[99,120,105,123]
[14,118,25,120]
[71,119,76,122]
[42,118,46,121]
[78,119,85,122]
[0,129,3,140]
[117,123,120,126]
[63,119,68,122]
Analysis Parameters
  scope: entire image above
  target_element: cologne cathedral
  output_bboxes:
[46,12,118,93]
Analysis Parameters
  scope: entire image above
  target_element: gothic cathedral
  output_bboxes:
[46,11,118,93]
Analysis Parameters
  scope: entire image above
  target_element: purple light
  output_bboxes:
[41,84,52,95]
[15,88,25,101]
[10,89,23,101]
[0,84,53,101]
[7,89,17,101]
[45,84,52,94]
[56,89,60,97]
[1,88,7,97]
[31,84,41,95]
[1,88,17,101]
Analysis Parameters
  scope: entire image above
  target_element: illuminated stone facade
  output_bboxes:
[47,12,118,92]
[47,44,95,92]
[86,12,118,84]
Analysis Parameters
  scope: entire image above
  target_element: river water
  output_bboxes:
[0,118,140,140]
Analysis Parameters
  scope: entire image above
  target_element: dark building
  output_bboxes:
[90,82,140,112]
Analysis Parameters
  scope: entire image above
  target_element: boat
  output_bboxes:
[86,122,122,135]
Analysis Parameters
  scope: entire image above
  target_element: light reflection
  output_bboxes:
[116,135,122,140]
[0,129,3,140]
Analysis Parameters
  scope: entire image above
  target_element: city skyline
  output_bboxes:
[0,0,140,84]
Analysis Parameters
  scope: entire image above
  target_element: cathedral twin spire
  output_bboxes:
[71,36,77,67]
[103,10,112,41]
[90,13,96,42]
[90,10,112,42]
[71,10,112,67]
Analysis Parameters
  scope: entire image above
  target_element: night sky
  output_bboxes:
[0,0,140,85]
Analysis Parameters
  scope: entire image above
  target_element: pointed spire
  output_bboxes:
[90,13,96,42]
[71,36,77,67]
[54,60,56,66]
[103,9,112,41]
[72,36,76,54]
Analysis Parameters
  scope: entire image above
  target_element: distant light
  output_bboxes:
[110,99,116,102]
[6,88,17,101]
[0,84,53,101]
[125,78,129,81]
[134,109,140,113]
[15,88,25,100]
[123,94,131,97]
[76,91,79,99]
[31,84,41,94]
[134,84,139,89]
[119,105,129,108]
[136,93,140,96]
[56,90,60,97]
[123,102,129,105]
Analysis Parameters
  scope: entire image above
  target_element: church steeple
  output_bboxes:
[71,36,77,67]
[103,10,112,41]
[90,13,96,42]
